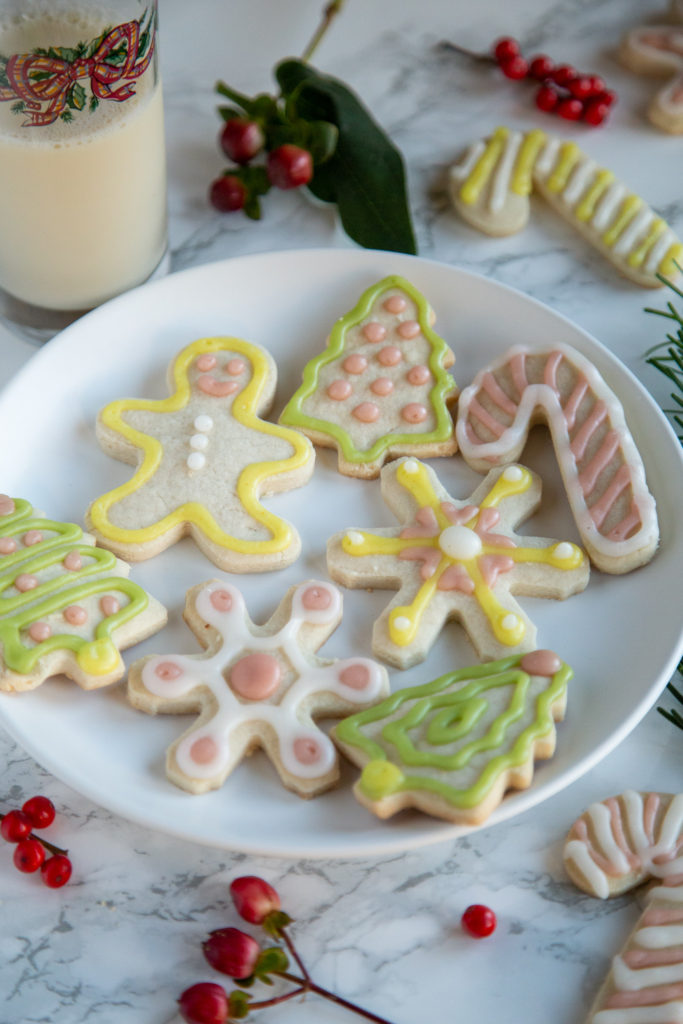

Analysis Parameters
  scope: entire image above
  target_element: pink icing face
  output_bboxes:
[197,374,239,398]
[29,621,51,642]
[0,537,16,554]
[100,595,120,616]
[397,320,420,340]
[293,737,322,765]
[378,346,402,367]
[327,379,352,401]
[352,402,380,423]
[520,650,561,677]
[302,585,332,611]
[64,605,87,626]
[189,735,218,766]
[63,551,82,571]
[210,589,232,613]
[339,663,370,690]
[370,377,394,396]
[15,573,38,592]
[22,530,43,546]
[407,365,431,386]
[401,403,428,424]
[384,295,406,314]
[195,353,217,372]
[155,660,184,681]
[226,358,245,375]
[343,354,367,375]
[230,652,282,700]
[362,322,386,343]
[0,495,15,516]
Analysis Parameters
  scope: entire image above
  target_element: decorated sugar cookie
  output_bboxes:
[279,276,457,478]
[564,790,683,1023]
[326,458,588,668]
[620,5,683,135]
[127,579,389,797]
[335,650,571,825]
[0,495,166,693]
[449,126,683,287]
[456,343,659,574]
[86,337,314,572]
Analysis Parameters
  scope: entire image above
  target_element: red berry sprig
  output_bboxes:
[461,903,497,939]
[0,796,72,888]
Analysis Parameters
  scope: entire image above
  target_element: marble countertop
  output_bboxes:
[1,1,682,1021]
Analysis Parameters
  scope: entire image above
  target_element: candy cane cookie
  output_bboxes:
[449,126,683,287]
[619,13,683,135]
[456,343,659,574]
[564,790,683,1023]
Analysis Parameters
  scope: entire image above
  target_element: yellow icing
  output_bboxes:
[76,638,121,675]
[659,242,683,278]
[459,127,509,206]
[628,218,666,268]
[511,129,546,196]
[545,142,581,194]
[602,195,642,249]
[468,560,525,646]
[575,169,615,222]
[388,559,447,647]
[479,466,532,508]
[359,759,405,800]
[395,460,451,529]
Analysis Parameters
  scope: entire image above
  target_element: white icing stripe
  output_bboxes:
[490,130,523,213]
[645,228,675,274]
[535,136,561,177]
[612,954,683,991]
[593,1004,683,1023]
[564,839,610,898]
[592,182,627,232]
[450,140,486,182]
[614,207,654,257]
[624,790,650,855]
[635,924,683,948]
[660,73,683,117]
[563,158,596,206]
[588,801,632,873]
[659,795,683,850]
[650,885,683,902]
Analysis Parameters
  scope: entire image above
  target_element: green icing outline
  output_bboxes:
[0,544,117,611]
[280,275,456,464]
[333,655,572,809]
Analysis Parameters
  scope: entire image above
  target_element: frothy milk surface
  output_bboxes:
[0,7,167,309]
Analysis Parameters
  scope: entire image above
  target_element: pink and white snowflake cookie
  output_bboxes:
[127,579,390,797]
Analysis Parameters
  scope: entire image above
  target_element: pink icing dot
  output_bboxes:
[29,621,51,642]
[378,346,402,367]
[190,735,218,765]
[64,605,87,626]
[339,663,370,690]
[0,495,15,516]
[100,595,120,616]
[384,295,406,314]
[401,403,428,424]
[362,322,386,343]
[196,353,217,371]
[210,589,232,613]
[0,537,16,554]
[352,402,380,423]
[293,737,321,765]
[397,320,420,339]
[343,354,367,375]
[327,379,352,401]
[15,574,38,592]
[226,358,245,376]
[302,585,332,611]
[407,365,431,386]
[63,551,82,571]
[230,653,281,700]
[520,650,562,677]
[23,530,43,546]
[371,377,394,396]
[155,660,183,681]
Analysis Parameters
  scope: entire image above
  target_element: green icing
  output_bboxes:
[334,654,572,809]
[0,544,117,612]
[280,275,456,464]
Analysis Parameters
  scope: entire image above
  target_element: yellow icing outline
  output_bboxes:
[459,127,509,206]
[90,337,312,555]
[511,129,546,196]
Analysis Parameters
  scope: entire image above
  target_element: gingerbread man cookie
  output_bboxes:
[87,337,314,572]
[620,4,683,135]
[127,579,389,797]
[327,458,588,668]
[564,790,683,1023]
[0,495,166,692]
[280,276,457,478]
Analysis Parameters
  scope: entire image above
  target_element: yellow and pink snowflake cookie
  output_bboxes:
[127,579,389,797]
[326,458,589,668]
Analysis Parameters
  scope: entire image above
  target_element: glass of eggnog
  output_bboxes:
[0,1,167,339]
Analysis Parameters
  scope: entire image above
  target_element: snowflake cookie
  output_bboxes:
[127,579,390,797]
[86,336,314,572]
[327,458,589,668]
[279,276,457,478]
[334,649,571,824]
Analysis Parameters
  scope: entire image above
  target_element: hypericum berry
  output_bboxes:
[535,84,559,112]
[557,97,584,120]
[583,98,610,126]
[41,854,72,889]
[588,74,606,96]
[499,54,528,79]
[461,904,497,939]
[209,175,247,213]
[493,37,519,63]
[1,809,33,843]
[552,63,576,87]
[230,875,281,925]
[266,144,313,190]
[13,838,46,873]
[568,75,594,100]
[219,118,265,165]
[22,796,56,830]
[528,54,554,80]
[203,927,261,980]
[178,982,229,1024]
[599,88,617,107]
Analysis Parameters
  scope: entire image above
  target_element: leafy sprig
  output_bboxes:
[644,264,683,443]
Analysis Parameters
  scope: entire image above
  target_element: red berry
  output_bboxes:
[557,97,584,120]
[588,74,606,96]
[266,144,313,190]
[41,854,72,888]
[528,54,554,79]
[552,64,576,87]
[13,838,45,873]
[462,904,497,939]
[219,118,264,165]
[230,875,280,925]
[22,796,56,830]
[493,37,519,63]
[583,98,610,126]
[202,927,260,981]
[598,88,617,107]
[178,982,229,1024]
[535,84,559,112]
[499,54,529,79]
[568,76,594,100]
[209,175,247,213]
[1,810,33,843]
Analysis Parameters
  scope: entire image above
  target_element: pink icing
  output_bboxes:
[343,354,367,375]
[362,322,386,343]
[407,365,431,386]
[624,947,683,968]
[438,564,475,593]
[302,585,332,611]
[0,495,15,516]
[230,652,281,700]
[399,546,441,580]
[520,650,561,677]
[401,403,427,424]
[384,295,406,314]
[210,589,232,613]
[641,907,683,926]
[478,554,514,586]
[155,660,183,681]
[339,664,370,690]
[197,374,239,397]
[589,463,630,530]
[401,505,440,539]
[0,537,16,554]
[481,372,517,416]
[570,401,608,461]
[510,351,529,396]
[327,379,352,401]
[469,397,507,438]
[352,402,380,423]
[22,530,43,546]
[377,346,402,367]
[64,605,87,626]
[605,983,683,1009]
[196,353,217,372]
[100,595,120,616]
[293,737,321,765]
[562,377,589,431]
[397,320,420,340]
[15,574,38,591]
[63,551,82,571]
[370,377,394,396]
[543,350,564,392]
[190,736,218,765]
[226,358,245,375]
[29,621,51,642]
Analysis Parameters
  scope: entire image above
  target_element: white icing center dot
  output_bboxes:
[194,415,213,432]
[190,433,209,450]
[501,613,520,632]
[553,542,574,561]
[403,459,419,474]
[346,531,364,546]
[438,525,482,561]
[503,465,523,482]
[187,452,206,471]
[393,616,411,632]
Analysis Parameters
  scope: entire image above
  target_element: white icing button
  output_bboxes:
[403,459,419,474]
[501,614,520,632]
[393,616,412,632]
[194,415,213,432]
[553,542,574,561]
[190,433,209,450]
[345,531,365,546]
[187,452,206,471]
[438,525,482,561]
[502,466,524,482]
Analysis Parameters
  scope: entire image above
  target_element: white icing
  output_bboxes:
[450,140,486,182]
[613,954,683,990]
[564,839,610,898]
[645,228,676,274]
[501,613,519,631]
[592,182,627,232]
[593,1004,683,1023]
[403,459,419,474]
[194,415,213,432]
[393,616,411,632]
[489,130,523,213]
[635,924,683,948]
[186,452,206,471]
[563,158,596,206]
[190,433,209,450]
[346,531,365,546]
[502,465,523,482]
[586,801,632,873]
[650,885,683,902]
[552,542,575,561]
[613,207,654,257]
[438,524,483,560]
[535,136,561,177]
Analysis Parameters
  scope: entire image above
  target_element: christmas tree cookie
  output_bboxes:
[127,579,390,797]
[0,495,167,693]
[334,649,572,824]
[86,336,315,572]
[327,458,589,668]
[279,276,457,478]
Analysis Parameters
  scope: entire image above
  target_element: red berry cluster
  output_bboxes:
[1,796,72,888]
[492,37,617,125]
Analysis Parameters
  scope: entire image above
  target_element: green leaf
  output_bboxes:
[228,990,252,1019]
[243,195,263,221]
[255,946,289,976]
[218,105,245,123]
[275,59,416,254]
[261,910,292,937]
[67,82,86,111]
[215,79,258,117]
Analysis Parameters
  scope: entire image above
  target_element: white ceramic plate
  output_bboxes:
[0,249,681,858]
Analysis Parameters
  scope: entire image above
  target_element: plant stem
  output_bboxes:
[301,0,346,63]
[275,971,398,1024]
[435,40,495,64]
[279,926,311,984]
[249,986,307,1011]
[0,812,68,857]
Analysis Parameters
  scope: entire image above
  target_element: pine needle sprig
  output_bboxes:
[657,660,683,732]
[644,263,683,443]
